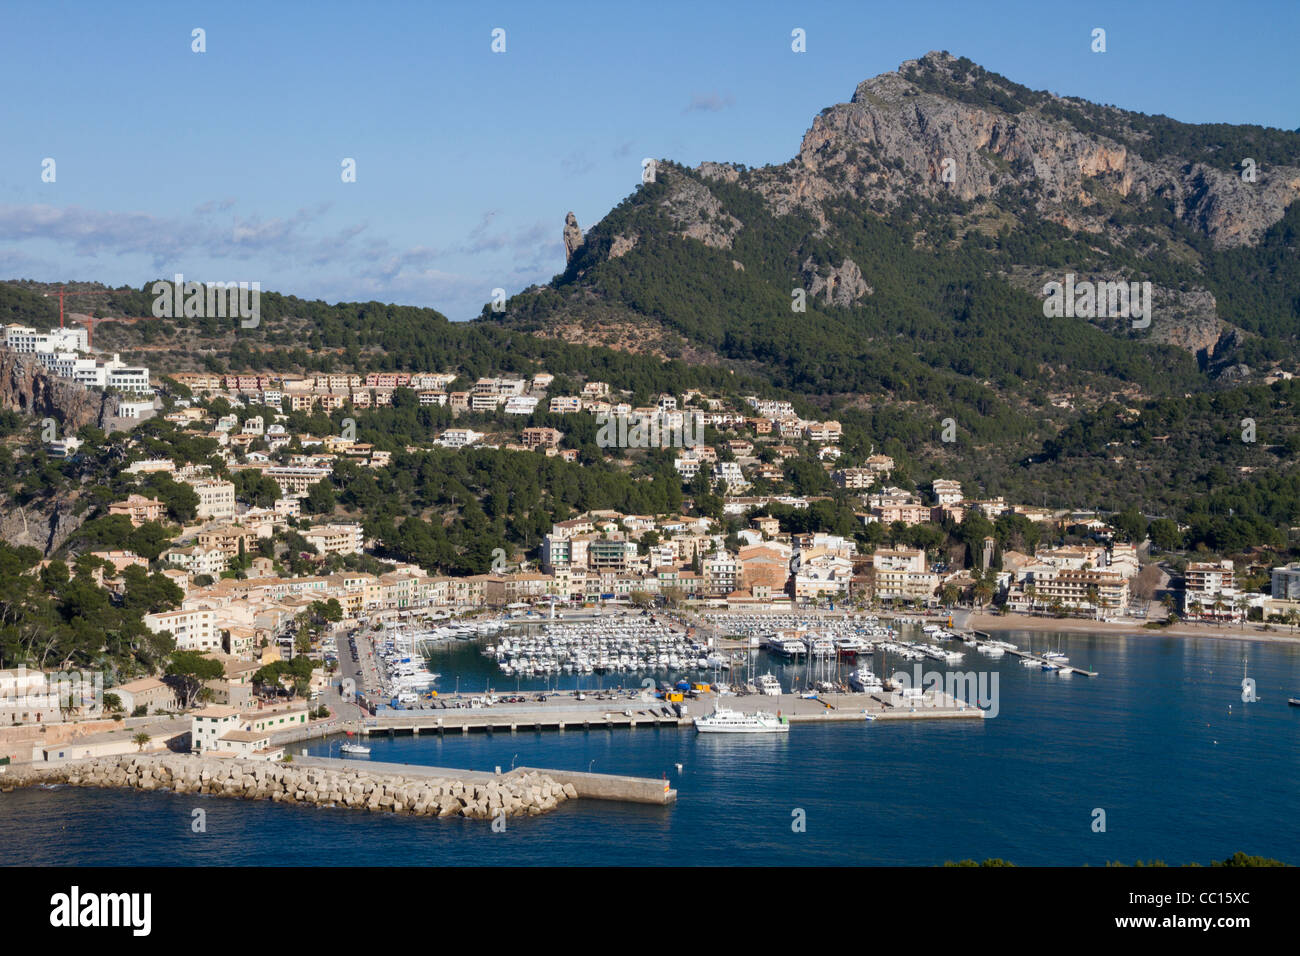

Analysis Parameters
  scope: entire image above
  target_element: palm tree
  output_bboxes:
[1024,582,1037,616]
[1160,593,1175,616]
[1285,609,1299,635]
[132,732,151,753]
[1233,596,1250,629]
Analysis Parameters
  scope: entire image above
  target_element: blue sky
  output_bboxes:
[1,0,1296,320]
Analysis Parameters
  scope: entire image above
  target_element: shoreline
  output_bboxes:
[965,612,1300,646]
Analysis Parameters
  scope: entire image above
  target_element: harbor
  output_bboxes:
[7,630,1295,867]
[351,688,984,737]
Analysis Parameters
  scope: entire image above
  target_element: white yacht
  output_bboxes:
[340,742,370,756]
[848,667,883,693]
[695,706,789,734]
[756,673,782,696]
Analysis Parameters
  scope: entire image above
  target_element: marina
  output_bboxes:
[963,629,1100,677]
[6,630,1296,867]
[349,612,1060,712]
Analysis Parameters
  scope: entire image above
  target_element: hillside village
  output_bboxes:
[5,318,1300,767]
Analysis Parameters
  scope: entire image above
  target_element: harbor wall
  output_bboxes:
[0,753,574,820]
[514,766,676,804]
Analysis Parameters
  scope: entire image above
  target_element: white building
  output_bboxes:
[186,478,237,520]
[4,324,87,354]
[301,523,364,556]
[143,608,219,651]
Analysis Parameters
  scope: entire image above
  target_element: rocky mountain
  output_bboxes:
[496,52,1300,390]
[746,51,1298,248]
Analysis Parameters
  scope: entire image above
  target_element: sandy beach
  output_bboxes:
[964,611,1300,646]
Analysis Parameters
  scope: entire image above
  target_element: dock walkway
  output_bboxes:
[355,690,983,738]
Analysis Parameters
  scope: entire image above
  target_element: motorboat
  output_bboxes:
[848,668,883,693]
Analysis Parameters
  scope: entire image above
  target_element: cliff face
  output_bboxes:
[739,51,1299,248]
[0,497,85,555]
[0,352,108,432]
[0,354,105,555]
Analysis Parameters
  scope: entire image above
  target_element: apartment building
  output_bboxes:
[301,523,364,556]
[1184,560,1240,619]
[4,324,88,353]
[503,396,539,415]
[143,608,220,651]
[803,421,842,443]
[186,478,237,520]
[197,526,260,558]
[702,551,740,596]
[162,546,230,578]
[109,494,166,527]
[1272,563,1300,601]
[832,468,877,490]
[262,465,333,498]
[932,479,963,506]
[869,548,937,604]
[521,427,562,450]
[1032,568,1130,613]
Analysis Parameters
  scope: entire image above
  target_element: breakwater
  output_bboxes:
[0,754,575,820]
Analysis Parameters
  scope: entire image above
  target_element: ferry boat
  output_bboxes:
[756,673,782,696]
[695,706,789,734]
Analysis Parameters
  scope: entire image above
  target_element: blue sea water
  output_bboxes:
[3,632,1297,866]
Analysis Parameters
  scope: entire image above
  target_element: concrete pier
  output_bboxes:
[355,690,983,739]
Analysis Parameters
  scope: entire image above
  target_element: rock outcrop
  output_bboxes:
[0,351,108,432]
[563,212,584,263]
[658,173,742,249]
[1,755,575,820]
[801,256,872,306]
[0,496,86,555]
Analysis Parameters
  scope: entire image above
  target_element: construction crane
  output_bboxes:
[41,286,118,329]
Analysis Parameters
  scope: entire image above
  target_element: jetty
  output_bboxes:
[296,755,676,805]
[965,629,1099,677]
[0,752,677,817]
[355,689,983,739]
